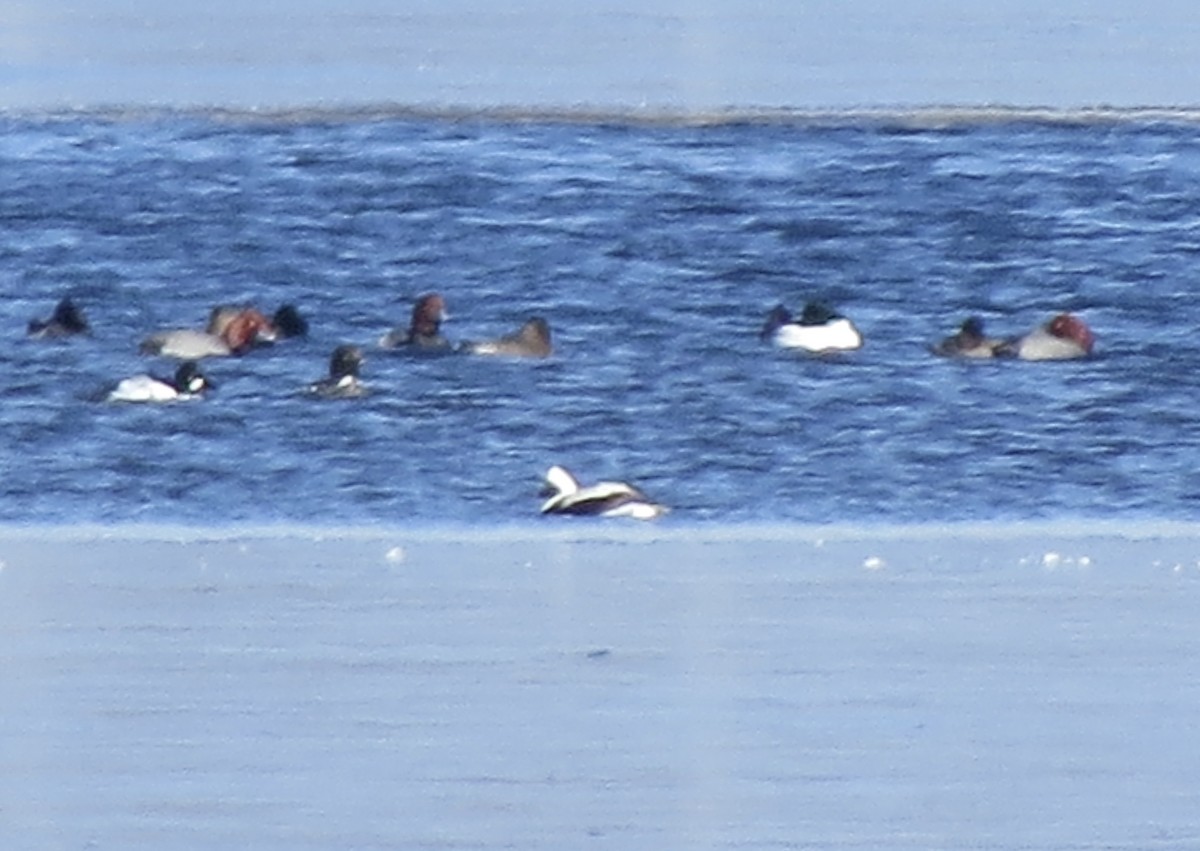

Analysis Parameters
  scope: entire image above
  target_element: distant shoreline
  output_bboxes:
[6,103,1200,128]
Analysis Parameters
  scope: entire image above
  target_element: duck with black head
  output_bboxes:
[271,303,309,339]
[931,316,1004,358]
[28,297,90,338]
[308,344,367,399]
[106,361,215,403]
[760,301,863,353]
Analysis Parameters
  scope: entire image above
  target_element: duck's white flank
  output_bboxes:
[107,374,204,403]
[771,317,863,352]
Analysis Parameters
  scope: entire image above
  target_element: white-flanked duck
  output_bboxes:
[760,301,863,352]
[28,297,90,338]
[540,465,667,520]
[107,361,214,403]
[999,313,1095,361]
[308,344,367,398]
[379,293,451,350]
[931,316,1004,358]
[461,317,552,358]
[140,306,277,358]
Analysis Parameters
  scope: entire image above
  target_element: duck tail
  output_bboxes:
[760,304,791,340]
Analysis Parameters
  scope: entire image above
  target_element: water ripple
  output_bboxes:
[2,112,1200,525]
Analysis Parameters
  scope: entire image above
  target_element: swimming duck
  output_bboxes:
[207,305,280,349]
[540,465,668,520]
[998,313,1095,361]
[379,293,450,350]
[107,361,214,403]
[760,301,863,352]
[140,306,277,358]
[28,297,90,338]
[308,344,367,398]
[461,317,552,358]
[931,316,1004,358]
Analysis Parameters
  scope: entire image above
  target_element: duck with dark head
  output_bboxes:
[379,293,450,350]
[28,298,90,338]
[308,344,367,399]
[760,300,863,353]
[931,316,1004,358]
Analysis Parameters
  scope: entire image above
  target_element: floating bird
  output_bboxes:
[461,317,552,358]
[308,344,367,398]
[998,313,1095,360]
[379,293,451,350]
[930,316,1004,358]
[539,465,667,520]
[140,306,277,358]
[760,301,863,352]
[107,361,214,403]
[28,297,90,338]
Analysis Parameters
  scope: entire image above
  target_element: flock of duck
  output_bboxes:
[25,293,1096,520]
[760,301,1096,361]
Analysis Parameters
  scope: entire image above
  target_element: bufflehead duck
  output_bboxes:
[931,316,1004,358]
[107,361,214,403]
[760,301,863,352]
[998,313,1095,361]
[308,344,367,398]
[461,317,552,358]
[140,306,277,358]
[540,465,668,520]
[28,297,90,338]
[379,293,451,350]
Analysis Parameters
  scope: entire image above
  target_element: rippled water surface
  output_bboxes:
[3,109,1200,526]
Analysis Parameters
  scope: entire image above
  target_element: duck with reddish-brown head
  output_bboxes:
[998,313,1095,361]
[140,305,277,358]
[379,293,451,350]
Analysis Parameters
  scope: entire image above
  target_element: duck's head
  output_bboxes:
[1047,313,1094,354]
[223,308,278,352]
[410,293,448,337]
[959,316,987,344]
[799,301,840,326]
[510,317,553,356]
[174,361,214,395]
[51,298,89,333]
[329,344,365,379]
[29,297,89,336]
[272,304,309,339]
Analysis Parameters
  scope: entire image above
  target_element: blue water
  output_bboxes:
[3,108,1200,527]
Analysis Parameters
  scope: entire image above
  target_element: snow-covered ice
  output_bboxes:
[2,523,1198,849]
